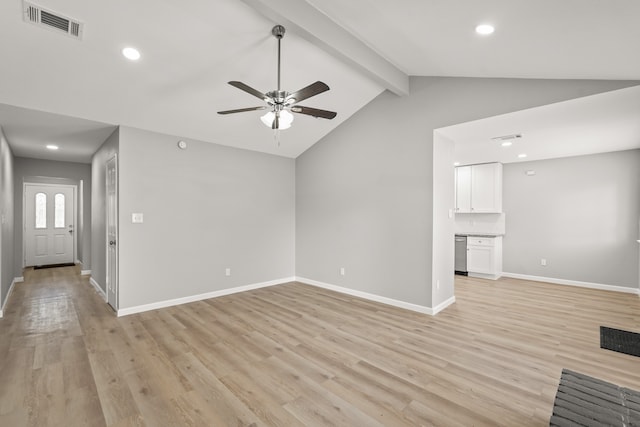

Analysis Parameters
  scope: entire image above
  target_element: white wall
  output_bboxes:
[296,77,639,309]
[432,132,455,307]
[0,126,15,311]
[503,149,640,288]
[13,158,91,272]
[91,128,119,293]
[116,126,295,309]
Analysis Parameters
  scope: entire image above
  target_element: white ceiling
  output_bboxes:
[0,103,116,163]
[0,0,639,163]
[306,0,640,79]
[438,85,640,165]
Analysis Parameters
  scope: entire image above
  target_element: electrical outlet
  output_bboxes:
[225,268,231,276]
[340,267,345,276]
[540,259,547,266]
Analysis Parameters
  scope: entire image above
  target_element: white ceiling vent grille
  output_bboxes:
[23,1,83,40]
[491,133,522,141]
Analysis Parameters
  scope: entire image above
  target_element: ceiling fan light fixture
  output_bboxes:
[261,110,294,130]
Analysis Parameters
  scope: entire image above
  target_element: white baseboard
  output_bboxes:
[117,277,296,317]
[468,272,500,281]
[81,270,92,276]
[295,276,453,316]
[501,272,640,295]
[89,277,107,302]
[0,277,23,318]
[431,295,457,315]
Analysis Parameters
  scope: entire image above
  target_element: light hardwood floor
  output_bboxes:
[1,267,639,426]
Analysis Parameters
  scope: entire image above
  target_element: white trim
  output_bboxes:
[0,277,23,318]
[502,272,640,295]
[81,270,92,276]
[116,277,296,317]
[106,154,118,310]
[23,182,78,267]
[468,272,501,281]
[295,276,453,316]
[89,277,107,302]
[431,296,457,315]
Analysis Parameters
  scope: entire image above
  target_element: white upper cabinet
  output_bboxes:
[455,166,472,212]
[455,162,503,213]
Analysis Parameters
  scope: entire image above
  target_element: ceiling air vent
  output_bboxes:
[23,1,83,40]
[491,133,522,141]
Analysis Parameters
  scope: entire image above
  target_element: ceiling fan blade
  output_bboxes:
[291,106,337,120]
[287,81,330,104]
[228,81,268,101]
[217,106,267,115]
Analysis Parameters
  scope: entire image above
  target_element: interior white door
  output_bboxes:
[25,184,75,266]
[106,156,118,309]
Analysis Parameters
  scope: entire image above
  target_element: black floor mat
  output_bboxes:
[550,369,640,426]
[33,262,75,270]
[600,326,640,358]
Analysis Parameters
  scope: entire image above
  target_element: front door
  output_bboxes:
[24,184,75,266]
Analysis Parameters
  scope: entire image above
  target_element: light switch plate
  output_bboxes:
[132,213,144,223]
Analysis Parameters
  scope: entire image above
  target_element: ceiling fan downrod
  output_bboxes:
[272,25,285,92]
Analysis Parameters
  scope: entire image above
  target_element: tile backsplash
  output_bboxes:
[455,212,505,235]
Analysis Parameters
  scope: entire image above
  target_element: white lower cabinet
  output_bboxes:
[467,236,502,280]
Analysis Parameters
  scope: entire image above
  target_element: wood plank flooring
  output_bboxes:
[1,267,639,426]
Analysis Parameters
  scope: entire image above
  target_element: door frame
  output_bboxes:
[106,155,118,310]
[23,182,78,268]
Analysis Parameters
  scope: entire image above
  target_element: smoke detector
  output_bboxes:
[23,1,84,40]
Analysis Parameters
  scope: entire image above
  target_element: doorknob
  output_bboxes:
[109,240,116,246]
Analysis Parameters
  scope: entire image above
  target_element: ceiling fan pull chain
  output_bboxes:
[273,128,281,147]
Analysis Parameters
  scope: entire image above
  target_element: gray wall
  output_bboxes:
[296,77,639,308]
[0,126,15,309]
[13,157,92,273]
[117,126,295,309]
[503,149,640,288]
[91,128,119,293]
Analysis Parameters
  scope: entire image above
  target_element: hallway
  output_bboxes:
[0,266,111,425]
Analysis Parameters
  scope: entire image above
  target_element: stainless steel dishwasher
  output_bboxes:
[455,235,468,275]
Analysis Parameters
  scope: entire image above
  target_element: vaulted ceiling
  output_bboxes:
[1,0,639,163]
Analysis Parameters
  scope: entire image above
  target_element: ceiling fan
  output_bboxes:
[217,25,337,130]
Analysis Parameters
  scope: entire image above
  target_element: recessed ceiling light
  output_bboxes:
[518,153,527,158]
[46,144,59,150]
[475,24,495,35]
[501,141,513,147]
[122,47,141,61]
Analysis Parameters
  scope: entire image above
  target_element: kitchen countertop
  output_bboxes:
[455,233,504,237]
